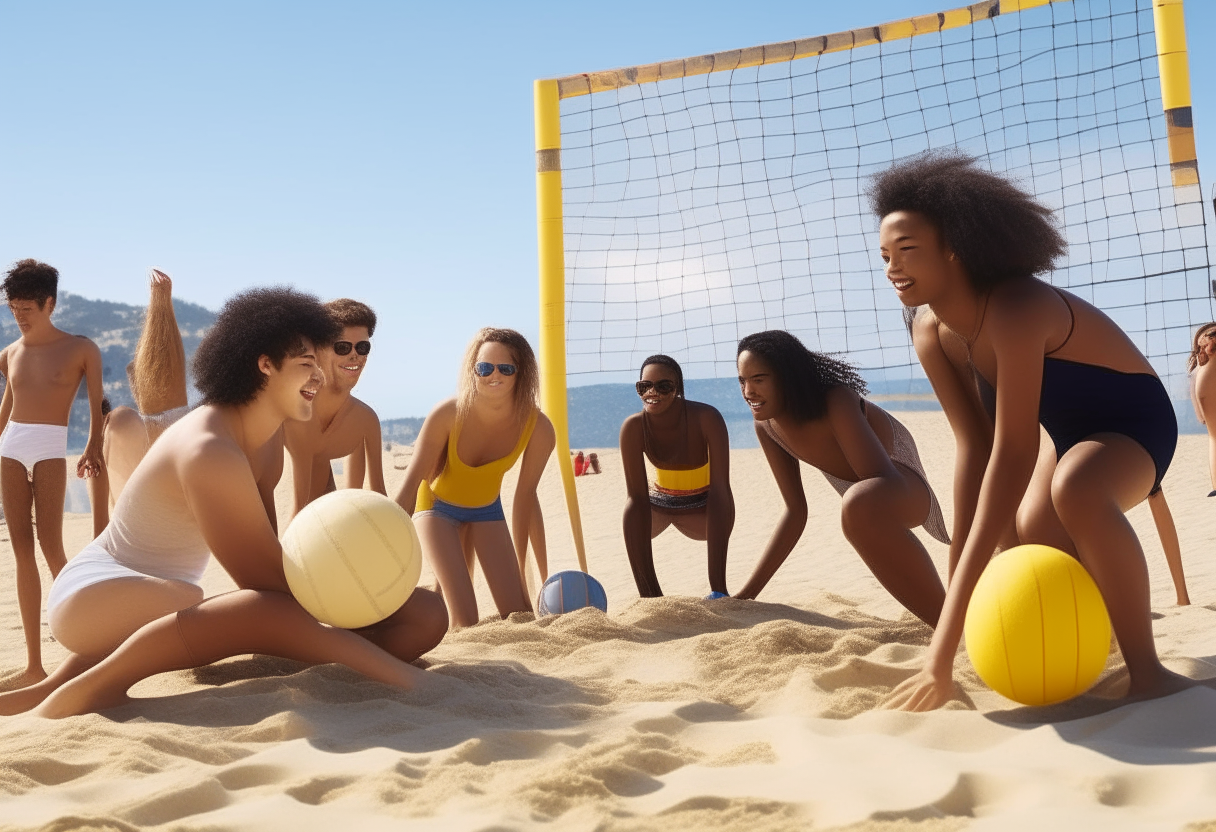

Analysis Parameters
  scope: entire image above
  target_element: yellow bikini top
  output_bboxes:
[416,409,539,511]
[653,459,711,492]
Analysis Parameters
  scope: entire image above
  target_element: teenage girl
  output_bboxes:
[736,330,948,625]
[619,354,734,598]
[872,151,1192,710]
[395,328,555,628]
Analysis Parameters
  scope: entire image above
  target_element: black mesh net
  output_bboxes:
[558,0,1210,399]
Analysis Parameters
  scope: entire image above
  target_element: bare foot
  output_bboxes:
[0,667,47,693]
[34,674,132,719]
[1125,666,1199,703]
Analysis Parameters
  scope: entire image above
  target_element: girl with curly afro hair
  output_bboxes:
[872,150,1192,711]
[619,354,735,599]
[734,330,948,625]
[4,286,447,718]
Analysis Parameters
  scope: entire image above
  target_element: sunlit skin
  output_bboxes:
[1190,325,1216,491]
[395,339,556,629]
[0,293,104,690]
[735,349,944,624]
[877,209,1196,712]
[618,363,734,597]
[0,337,448,718]
[91,270,189,536]
[284,324,386,522]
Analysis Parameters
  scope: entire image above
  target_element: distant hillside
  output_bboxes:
[0,291,217,451]
[381,416,425,446]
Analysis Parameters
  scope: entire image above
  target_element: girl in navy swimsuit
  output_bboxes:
[870,151,1194,711]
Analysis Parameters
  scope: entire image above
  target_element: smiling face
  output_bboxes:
[323,324,371,393]
[474,341,517,402]
[7,297,53,334]
[879,210,962,307]
[638,363,680,416]
[737,350,783,421]
[261,339,325,422]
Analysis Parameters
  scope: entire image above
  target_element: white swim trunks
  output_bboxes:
[0,421,69,480]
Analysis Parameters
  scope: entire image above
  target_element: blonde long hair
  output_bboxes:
[456,327,540,425]
[1188,322,1216,373]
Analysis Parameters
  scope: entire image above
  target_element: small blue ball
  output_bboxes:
[704,591,729,600]
[537,570,608,616]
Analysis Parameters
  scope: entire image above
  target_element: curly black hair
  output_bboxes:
[193,286,342,406]
[3,259,59,307]
[737,330,867,422]
[868,150,1067,292]
[640,354,685,398]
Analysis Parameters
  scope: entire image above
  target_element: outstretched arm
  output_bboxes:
[362,413,386,495]
[0,349,12,440]
[394,400,456,517]
[1148,490,1189,606]
[620,414,662,597]
[511,414,555,597]
[734,424,806,600]
[78,338,105,479]
[702,407,734,596]
[885,304,1044,711]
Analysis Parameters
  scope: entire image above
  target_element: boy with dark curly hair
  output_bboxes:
[0,259,104,690]
[0,286,446,717]
[734,330,948,625]
[283,298,386,520]
[871,151,1193,711]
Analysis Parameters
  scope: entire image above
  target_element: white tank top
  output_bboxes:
[99,473,211,584]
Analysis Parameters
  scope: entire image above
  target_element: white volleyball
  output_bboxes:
[282,490,422,629]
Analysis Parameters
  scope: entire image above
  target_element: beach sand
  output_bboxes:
[2,410,1216,831]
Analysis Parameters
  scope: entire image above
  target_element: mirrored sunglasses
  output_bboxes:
[475,362,517,377]
[333,340,371,356]
[636,379,677,396]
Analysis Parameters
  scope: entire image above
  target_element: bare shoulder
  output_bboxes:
[532,409,556,442]
[986,279,1057,342]
[910,305,944,348]
[688,399,727,431]
[171,411,247,479]
[424,398,458,431]
[71,333,101,356]
[825,383,862,413]
[349,395,381,427]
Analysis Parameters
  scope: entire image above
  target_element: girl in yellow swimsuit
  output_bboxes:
[619,355,734,598]
[394,328,555,628]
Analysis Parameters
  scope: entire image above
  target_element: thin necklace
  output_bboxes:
[944,293,990,359]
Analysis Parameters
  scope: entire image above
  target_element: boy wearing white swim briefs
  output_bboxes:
[0,259,105,690]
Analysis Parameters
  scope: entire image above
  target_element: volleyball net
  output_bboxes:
[535,0,1208,567]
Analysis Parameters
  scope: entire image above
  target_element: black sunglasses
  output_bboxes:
[475,362,517,377]
[333,340,371,356]
[636,379,677,396]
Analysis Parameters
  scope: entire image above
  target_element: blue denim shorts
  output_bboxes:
[416,496,506,526]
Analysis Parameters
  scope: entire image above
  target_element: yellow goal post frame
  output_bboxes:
[534,0,1198,572]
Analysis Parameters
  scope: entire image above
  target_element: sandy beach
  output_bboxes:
[2,409,1216,831]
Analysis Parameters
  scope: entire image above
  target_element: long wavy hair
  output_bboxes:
[737,330,867,422]
[1188,322,1216,373]
[456,327,540,425]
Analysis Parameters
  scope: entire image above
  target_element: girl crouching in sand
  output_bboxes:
[873,151,1191,711]
[619,354,734,598]
[1,287,448,718]
[395,328,555,628]
[735,330,948,625]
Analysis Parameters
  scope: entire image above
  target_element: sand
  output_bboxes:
[2,410,1216,831]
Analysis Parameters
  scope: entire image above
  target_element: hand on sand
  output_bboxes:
[881,667,960,712]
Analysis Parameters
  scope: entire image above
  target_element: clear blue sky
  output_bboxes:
[2,1,1213,419]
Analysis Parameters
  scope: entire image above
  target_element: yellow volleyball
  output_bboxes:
[282,490,422,629]
[964,544,1111,706]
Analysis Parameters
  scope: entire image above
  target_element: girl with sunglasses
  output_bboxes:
[394,328,554,628]
[619,355,734,598]
[736,330,948,626]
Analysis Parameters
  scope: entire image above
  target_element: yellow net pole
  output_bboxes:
[535,78,588,573]
[1153,0,1199,188]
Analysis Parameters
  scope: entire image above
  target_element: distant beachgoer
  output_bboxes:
[587,452,601,474]
[394,328,555,628]
[1189,322,1216,495]
[0,259,104,691]
[735,331,947,624]
[90,269,190,537]
[0,287,447,718]
[284,299,385,521]
[619,354,733,598]
[870,151,1190,711]
[573,450,586,476]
